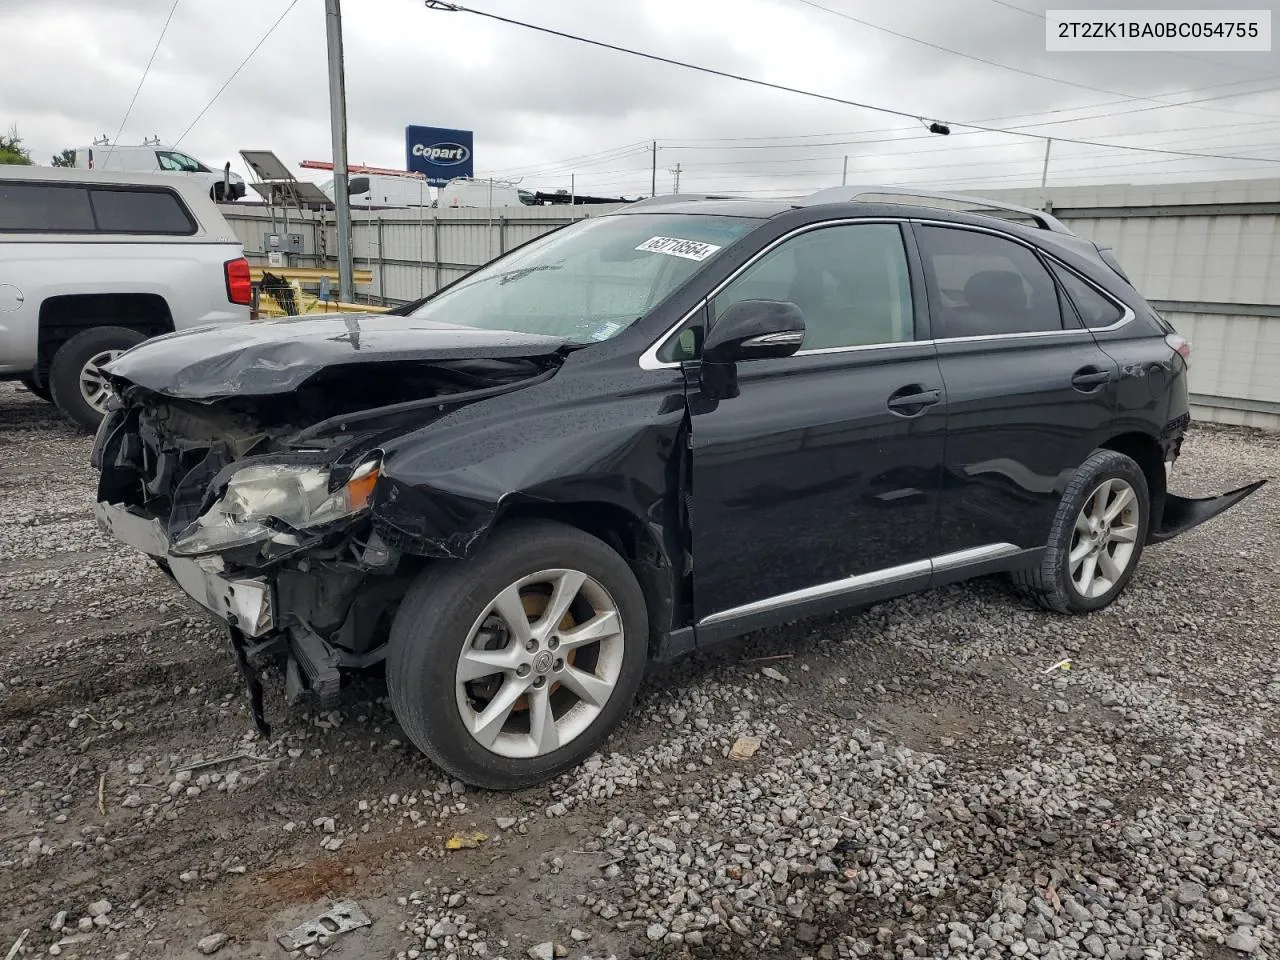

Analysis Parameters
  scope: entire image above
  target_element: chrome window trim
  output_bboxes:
[638,217,1139,371]
[697,542,1020,627]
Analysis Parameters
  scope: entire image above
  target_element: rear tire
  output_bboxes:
[20,375,53,403]
[387,520,648,790]
[1013,449,1150,614]
[49,326,148,431]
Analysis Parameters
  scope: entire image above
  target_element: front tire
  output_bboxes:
[48,327,147,431]
[387,520,649,790]
[1013,449,1150,614]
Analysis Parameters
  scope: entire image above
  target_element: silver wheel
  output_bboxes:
[454,569,625,760]
[78,349,124,414]
[1069,477,1140,599]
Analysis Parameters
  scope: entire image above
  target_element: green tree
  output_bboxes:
[51,147,76,167]
[0,126,33,165]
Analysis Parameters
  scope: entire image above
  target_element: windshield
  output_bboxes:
[407,214,761,343]
[156,151,210,173]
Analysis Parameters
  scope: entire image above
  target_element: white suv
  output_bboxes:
[0,166,251,429]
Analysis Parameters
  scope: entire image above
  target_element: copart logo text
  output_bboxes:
[411,143,470,164]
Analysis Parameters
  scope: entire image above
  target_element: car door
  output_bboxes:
[686,221,947,636]
[912,222,1120,561]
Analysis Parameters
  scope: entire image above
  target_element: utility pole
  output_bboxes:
[1040,137,1053,210]
[651,141,657,196]
[842,155,848,186]
[570,173,575,206]
[324,0,354,304]
[669,162,682,194]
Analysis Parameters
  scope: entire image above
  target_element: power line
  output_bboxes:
[173,0,299,148]
[791,0,1279,121]
[423,2,1280,165]
[106,0,181,157]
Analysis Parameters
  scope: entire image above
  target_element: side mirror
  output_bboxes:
[702,300,805,365]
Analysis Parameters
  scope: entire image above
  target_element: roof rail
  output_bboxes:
[799,185,1074,235]
[625,193,749,209]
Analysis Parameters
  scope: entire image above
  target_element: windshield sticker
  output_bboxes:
[591,320,624,341]
[635,236,723,261]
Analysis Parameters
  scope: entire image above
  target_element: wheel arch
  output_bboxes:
[37,293,174,381]
[493,499,680,659]
[1099,430,1166,530]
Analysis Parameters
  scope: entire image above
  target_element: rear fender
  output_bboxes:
[1148,480,1267,544]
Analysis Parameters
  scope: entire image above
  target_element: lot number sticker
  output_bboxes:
[635,236,723,261]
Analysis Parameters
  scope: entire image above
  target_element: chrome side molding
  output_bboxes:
[697,542,1020,627]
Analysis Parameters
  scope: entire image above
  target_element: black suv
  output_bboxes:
[92,187,1264,788]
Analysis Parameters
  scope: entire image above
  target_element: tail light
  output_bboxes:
[1165,333,1191,365]
[224,257,252,306]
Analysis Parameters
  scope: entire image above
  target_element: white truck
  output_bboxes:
[74,143,247,202]
[0,166,251,429]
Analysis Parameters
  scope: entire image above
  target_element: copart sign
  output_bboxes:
[405,125,475,186]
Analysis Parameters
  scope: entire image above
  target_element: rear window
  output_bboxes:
[0,183,95,232]
[0,182,196,235]
[90,188,196,234]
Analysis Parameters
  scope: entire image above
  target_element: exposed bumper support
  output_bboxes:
[1149,479,1268,544]
[94,501,275,637]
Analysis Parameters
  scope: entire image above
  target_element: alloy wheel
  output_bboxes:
[454,569,625,759]
[79,349,125,414]
[1069,477,1141,599]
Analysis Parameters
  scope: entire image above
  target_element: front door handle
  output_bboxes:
[886,385,941,416]
[1071,366,1114,391]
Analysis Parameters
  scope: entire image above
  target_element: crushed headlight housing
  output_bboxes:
[172,458,381,556]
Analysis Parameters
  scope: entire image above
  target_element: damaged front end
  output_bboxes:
[92,351,561,729]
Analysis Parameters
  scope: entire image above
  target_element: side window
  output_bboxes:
[916,226,1063,338]
[0,183,95,232]
[1050,263,1124,329]
[711,223,915,351]
[89,189,196,235]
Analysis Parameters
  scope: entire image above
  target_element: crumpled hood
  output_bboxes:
[104,313,568,400]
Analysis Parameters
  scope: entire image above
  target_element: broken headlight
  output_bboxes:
[171,459,380,556]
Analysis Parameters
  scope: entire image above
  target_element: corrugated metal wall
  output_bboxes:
[223,203,623,305]
[982,180,1280,429]
[223,177,1280,430]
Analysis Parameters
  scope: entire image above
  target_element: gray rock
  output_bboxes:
[646,923,667,941]
[760,667,787,683]
[1175,882,1205,905]
[495,817,518,830]
[570,929,591,942]
[50,910,67,932]
[526,942,555,960]
[87,900,112,918]
[1225,931,1260,954]
[1084,934,1105,957]
[797,923,818,943]
[197,933,228,955]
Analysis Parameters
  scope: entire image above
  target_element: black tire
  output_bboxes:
[1013,449,1150,614]
[20,375,53,403]
[48,327,147,432]
[387,520,649,790]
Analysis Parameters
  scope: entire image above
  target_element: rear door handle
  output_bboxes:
[886,386,941,416]
[1071,367,1113,391]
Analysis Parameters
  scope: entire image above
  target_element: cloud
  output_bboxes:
[2,0,1278,197]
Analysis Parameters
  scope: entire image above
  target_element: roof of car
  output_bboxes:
[616,186,1076,235]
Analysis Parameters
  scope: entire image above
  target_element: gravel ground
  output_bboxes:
[2,381,1278,960]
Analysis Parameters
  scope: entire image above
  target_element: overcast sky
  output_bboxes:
[3,0,1280,199]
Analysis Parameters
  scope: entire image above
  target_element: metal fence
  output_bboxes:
[223,203,624,305]
[225,178,1280,430]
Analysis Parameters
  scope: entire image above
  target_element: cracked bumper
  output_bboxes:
[94,501,275,637]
